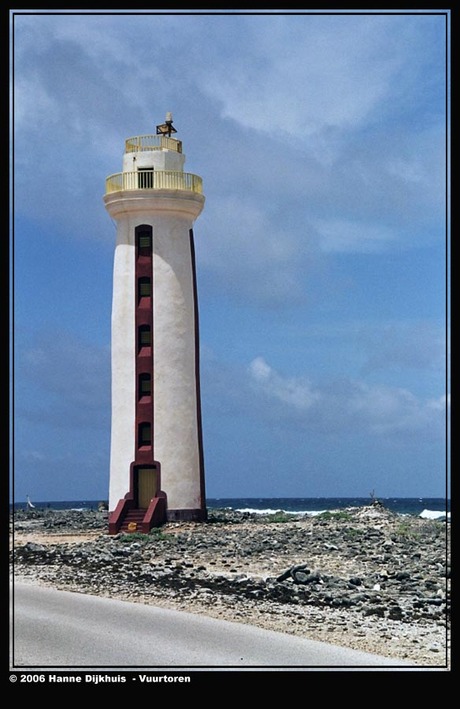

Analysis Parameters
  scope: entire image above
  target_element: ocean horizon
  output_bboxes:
[11,496,450,520]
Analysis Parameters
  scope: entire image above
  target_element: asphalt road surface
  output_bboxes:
[11,582,416,671]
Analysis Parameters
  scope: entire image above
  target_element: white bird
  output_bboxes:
[26,495,35,509]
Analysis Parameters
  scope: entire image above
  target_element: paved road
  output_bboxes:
[11,582,415,670]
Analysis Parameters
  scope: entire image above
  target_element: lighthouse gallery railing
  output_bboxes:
[125,134,182,153]
[105,170,203,195]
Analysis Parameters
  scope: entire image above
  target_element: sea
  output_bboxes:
[12,497,451,520]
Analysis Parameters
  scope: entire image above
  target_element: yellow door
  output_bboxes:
[138,467,158,508]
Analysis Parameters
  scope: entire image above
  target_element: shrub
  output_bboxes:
[317,511,352,521]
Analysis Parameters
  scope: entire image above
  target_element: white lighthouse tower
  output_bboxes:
[104,114,207,533]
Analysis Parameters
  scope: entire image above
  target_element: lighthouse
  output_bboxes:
[104,114,207,533]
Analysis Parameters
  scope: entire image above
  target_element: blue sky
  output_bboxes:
[11,9,450,503]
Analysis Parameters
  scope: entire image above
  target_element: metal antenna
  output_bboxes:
[156,112,177,137]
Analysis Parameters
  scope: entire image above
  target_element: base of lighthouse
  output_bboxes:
[166,507,207,522]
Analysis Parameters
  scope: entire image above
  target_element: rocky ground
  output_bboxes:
[10,502,451,669]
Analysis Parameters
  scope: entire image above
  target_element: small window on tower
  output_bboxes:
[138,234,151,248]
[138,277,151,302]
[138,325,151,350]
[136,226,152,256]
[139,373,151,397]
[139,422,152,447]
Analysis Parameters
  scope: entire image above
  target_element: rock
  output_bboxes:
[10,503,450,668]
[349,576,363,586]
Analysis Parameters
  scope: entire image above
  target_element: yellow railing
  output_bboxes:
[105,170,203,195]
[124,134,182,153]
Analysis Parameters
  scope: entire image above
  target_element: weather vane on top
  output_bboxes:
[156,112,177,137]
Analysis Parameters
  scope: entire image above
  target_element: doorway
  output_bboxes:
[138,167,154,189]
[136,465,159,508]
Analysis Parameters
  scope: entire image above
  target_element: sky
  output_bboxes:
[10,8,450,503]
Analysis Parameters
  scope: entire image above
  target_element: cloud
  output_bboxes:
[12,10,445,285]
[247,356,446,439]
[313,218,397,254]
[197,15,390,136]
[13,329,112,499]
[16,333,110,429]
[197,14,441,138]
[197,194,322,306]
[359,320,447,374]
[249,356,319,410]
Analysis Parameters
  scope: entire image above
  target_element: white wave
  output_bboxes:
[419,509,450,520]
[235,507,325,516]
[303,510,328,517]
